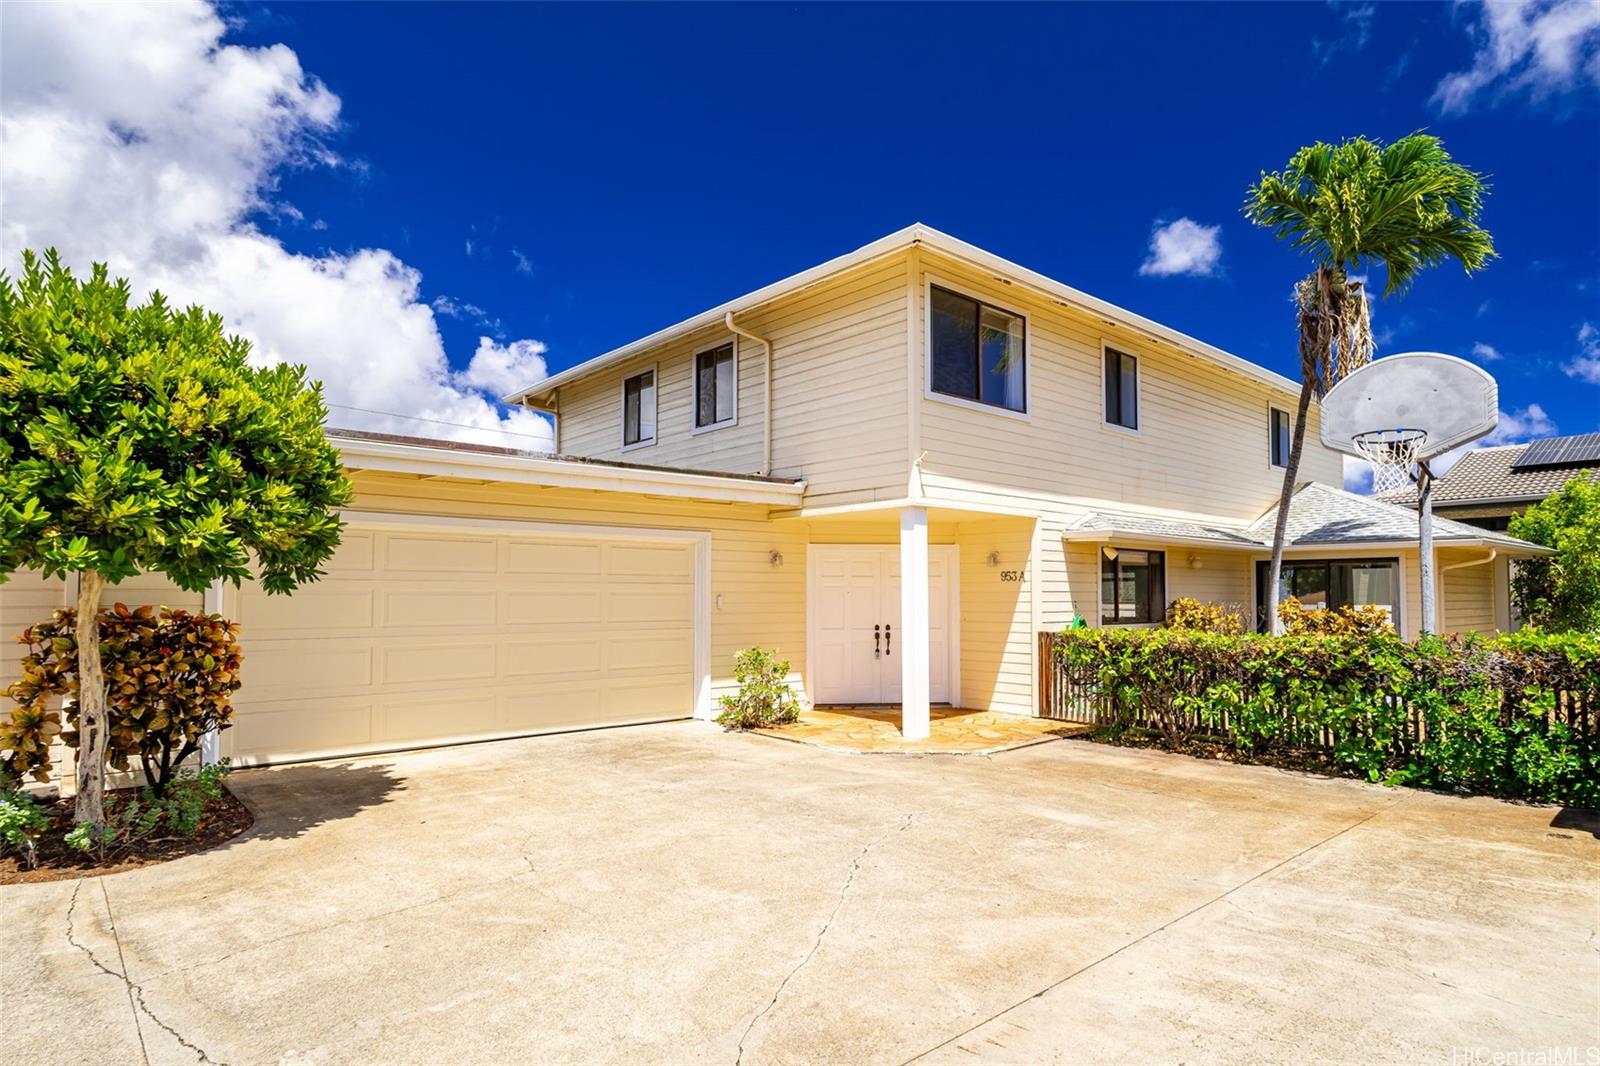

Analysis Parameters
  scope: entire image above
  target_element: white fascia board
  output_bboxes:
[335,438,806,506]
[1060,529,1266,552]
[507,223,1303,406]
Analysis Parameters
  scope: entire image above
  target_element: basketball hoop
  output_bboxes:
[1352,428,1427,494]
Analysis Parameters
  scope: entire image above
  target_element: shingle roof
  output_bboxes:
[1246,482,1544,552]
[1375,439,1600,507]
[1061,510,1261,546]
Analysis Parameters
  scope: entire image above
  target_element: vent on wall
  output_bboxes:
[1511,432,1600,471]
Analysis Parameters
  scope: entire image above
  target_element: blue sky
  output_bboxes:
[3,1,1598,462]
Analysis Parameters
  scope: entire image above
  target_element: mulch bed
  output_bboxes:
[0,786,254,885]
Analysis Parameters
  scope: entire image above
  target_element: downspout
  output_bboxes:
[1440,548,1497,572]
[724,311,772,476]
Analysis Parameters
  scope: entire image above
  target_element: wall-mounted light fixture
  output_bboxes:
[769,551,784,568]
[986,551,1001,568]
[1187,552,1202,570]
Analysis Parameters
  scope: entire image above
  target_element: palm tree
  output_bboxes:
[1245,133,1495,632]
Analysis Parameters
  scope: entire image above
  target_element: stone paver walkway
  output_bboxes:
[755,705,1084,754]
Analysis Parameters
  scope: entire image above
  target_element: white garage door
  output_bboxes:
[225,519,703,765]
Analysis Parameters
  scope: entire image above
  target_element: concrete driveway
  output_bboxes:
[8,723,1597,1065]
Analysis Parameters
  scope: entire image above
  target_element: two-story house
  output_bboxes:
[1,225,1547,766]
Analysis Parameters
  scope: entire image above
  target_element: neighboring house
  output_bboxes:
[1376,433,1600,531]
[0,224,1552,762]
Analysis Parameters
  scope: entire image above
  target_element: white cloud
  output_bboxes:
[512,248,534,276]
[1485,403,1558,445]
[1470,341,1503,361]
[0,0,552,451]
[1343,455,1375,494]
[455,338,550,399]
[1563,322,1600,384]
[1433,0,1600,114]
[1138,218,1222,278]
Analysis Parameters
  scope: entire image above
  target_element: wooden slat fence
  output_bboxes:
[1037,631,1598,746]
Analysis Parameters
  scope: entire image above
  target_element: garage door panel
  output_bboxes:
[377,694,498,744]
[606,588,693,624]
[325,533,377,575]
[385,535,497,573]
[505,540,602,577]
[248,644,375,695]
[382,642,498,685]
[381,588,497,627]
[227,699,374,762]
[231,526,700,762]
[504,589,603,625]
[607,543,695,578]
[503,637,604,679]
[606,631,693,672]
[242,587,376,635]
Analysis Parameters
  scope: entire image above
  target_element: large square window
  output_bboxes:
[1257,558,1399,630]
[930,285,1026,413]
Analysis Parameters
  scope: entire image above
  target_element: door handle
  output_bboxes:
[885,623,892,656]
[874,624,881,658]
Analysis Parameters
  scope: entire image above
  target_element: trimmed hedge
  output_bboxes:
[1053,627,1600,805]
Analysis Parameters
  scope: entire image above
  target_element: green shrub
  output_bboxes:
[717,647,801,730]
[5,605,242,795]
[0,790,51,870]
[1165,598,1245,634]
[1509,477,1600,632]
[64,762,229,862]
[1053,626,1599,805]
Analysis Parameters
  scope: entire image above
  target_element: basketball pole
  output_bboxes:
[1418,460,1435,634]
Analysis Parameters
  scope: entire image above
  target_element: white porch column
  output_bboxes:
[900,506,930,740]
[200,578,225,767]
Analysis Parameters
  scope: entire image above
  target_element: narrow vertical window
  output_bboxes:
[622,368,655,448]
[694,342,736,429]
[1270,407,1291,467]
[1104,348,1138,430]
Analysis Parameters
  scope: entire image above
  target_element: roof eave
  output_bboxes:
[505,223,1304,405]
[334,436,807,505]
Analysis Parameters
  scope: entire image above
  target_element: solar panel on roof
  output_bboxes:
[1512,433,1600,471]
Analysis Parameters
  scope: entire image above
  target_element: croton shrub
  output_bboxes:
[2,605,242,795]
[717,646,801,730]
[1055,625,1599,805]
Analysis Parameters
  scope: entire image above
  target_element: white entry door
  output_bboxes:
[811,545,953,705]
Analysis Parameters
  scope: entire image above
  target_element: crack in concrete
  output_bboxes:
[734,812,915,1066]
[899,795,1408,1065]
[65,879,229,1066]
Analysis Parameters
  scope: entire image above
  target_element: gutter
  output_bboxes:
[723,311,773,476]
[1440,549,1497,572]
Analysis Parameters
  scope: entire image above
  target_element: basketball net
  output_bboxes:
[1353,429,1428,495]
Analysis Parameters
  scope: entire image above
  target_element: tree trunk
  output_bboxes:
[1265,378,1316,634]
[73,571,108,827]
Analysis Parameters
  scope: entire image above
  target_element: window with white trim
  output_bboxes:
[1104,347,1138,430]
[1270,407,1291,467]
[622,368,656,448]
[694,342,736,430]
[929,285,1026,413]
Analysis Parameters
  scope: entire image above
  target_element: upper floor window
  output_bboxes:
[929,285,1026,413]
[694,342,737,431]
[1269,407,1291,467]
[1100,547,1165,625]
[1104,347,1138,430]
[622,368,656,449]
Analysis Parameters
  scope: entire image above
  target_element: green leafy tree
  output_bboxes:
[1509,477,1600,632]
[1245,134,1495,630]
[0,250,352,827]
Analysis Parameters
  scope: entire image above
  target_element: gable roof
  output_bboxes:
[1376,438,1600,508]
[506,223,1304,407]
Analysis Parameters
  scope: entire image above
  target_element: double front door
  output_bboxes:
[811,545,953,705]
